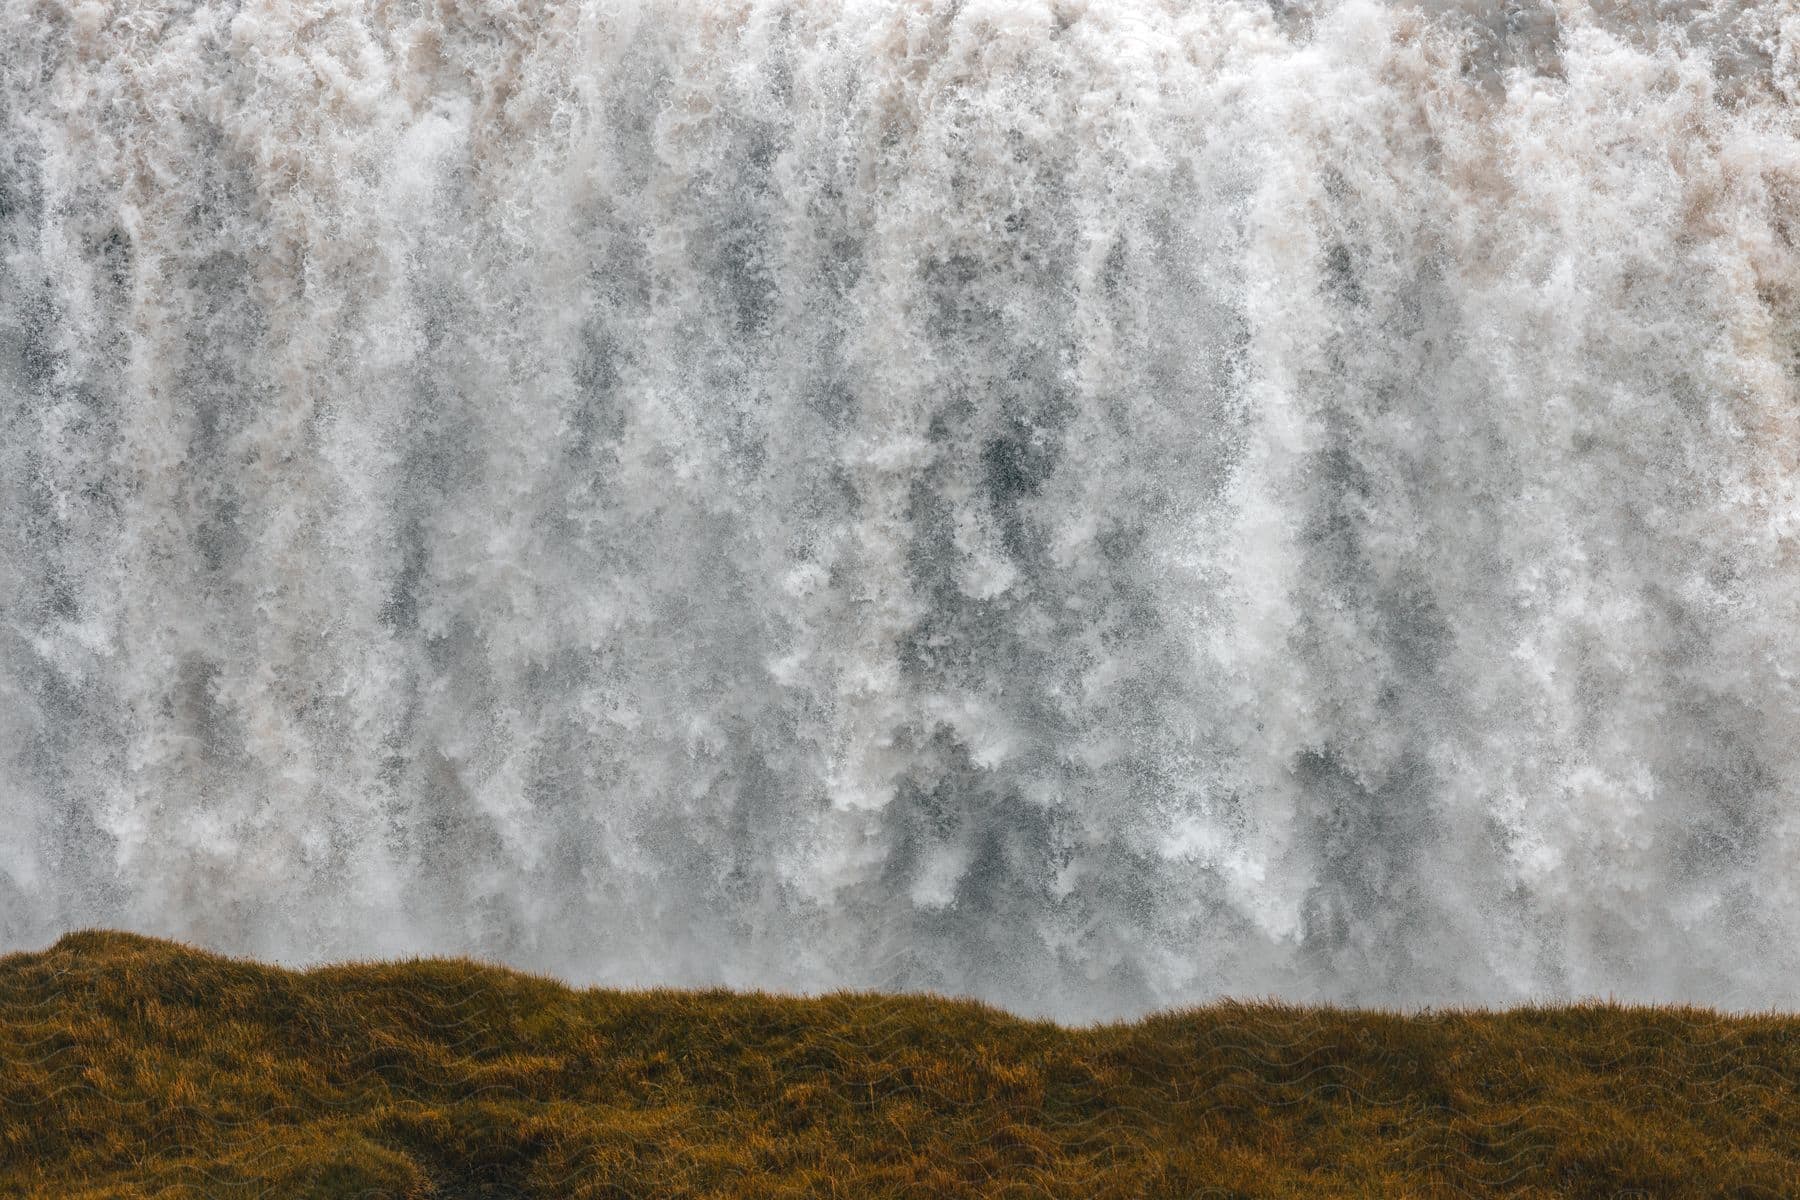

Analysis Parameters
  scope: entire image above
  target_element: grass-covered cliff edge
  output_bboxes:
[3,932,1796,1198]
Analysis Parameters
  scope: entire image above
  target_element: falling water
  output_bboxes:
[2,0,1796,1018]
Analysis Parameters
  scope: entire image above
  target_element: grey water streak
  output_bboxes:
[1,0,1796,1019]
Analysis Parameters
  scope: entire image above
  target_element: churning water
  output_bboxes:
[2,0,1796,1018]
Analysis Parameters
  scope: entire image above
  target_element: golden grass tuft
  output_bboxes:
[3,930,1797,1197]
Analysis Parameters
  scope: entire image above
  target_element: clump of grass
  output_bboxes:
[3,931,1796,1197]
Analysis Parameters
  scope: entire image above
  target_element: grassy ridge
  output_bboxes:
[2,932,1796,1197]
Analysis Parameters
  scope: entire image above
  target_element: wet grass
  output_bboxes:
[3,930,1797,1197]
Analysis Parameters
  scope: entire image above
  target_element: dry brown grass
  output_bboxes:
[3,930,1797,1197]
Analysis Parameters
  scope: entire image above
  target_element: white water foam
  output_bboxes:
[1,0,1796,1018]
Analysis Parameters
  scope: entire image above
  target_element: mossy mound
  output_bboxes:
[3,931,1796,1197]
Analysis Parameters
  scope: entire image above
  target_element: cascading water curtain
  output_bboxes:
[1,0,1796,1018]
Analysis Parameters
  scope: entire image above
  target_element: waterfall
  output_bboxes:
[2,0,1796,1018]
